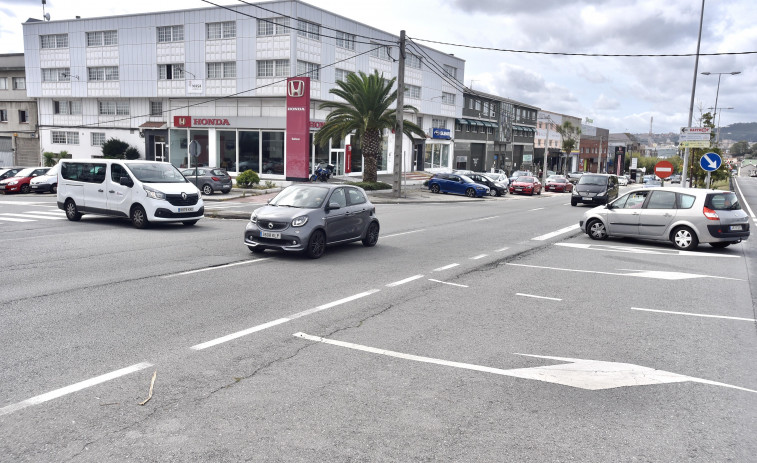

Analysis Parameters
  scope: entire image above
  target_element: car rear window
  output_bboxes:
[706,192,741,210]
[210,169,226,176]
[678,194,695,209]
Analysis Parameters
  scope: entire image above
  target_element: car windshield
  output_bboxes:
[516,176,533,183]
[270,185,329,208]
[14,168,36,177]
[578,174,606,186]
[706,192,741,211]
[126,163,188,183]
[549,178,566,183]
[484,173,504,182]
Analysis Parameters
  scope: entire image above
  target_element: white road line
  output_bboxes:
[630,307,756,322]
[0,216,34,222]
[428,279,469,288]
[531,224,580,241]
[495,247,510,252]
[516,293,562,301]
[28,210,66,215]
[1,213,65,220]
[386,274,424,287]
[433,263,459,272]
[161,258,269,278]
[733,178,756,219]
[0,362,153,417]
[555,242,740,258]
[506,263,744,281]
[382,229,426,239]
[473,216,499,222]
[470,254,488,260]
[529,207,545,211]
[288,290,381,319]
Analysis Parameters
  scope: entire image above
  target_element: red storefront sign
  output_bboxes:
[173,117,231,128]
[345,144,352,174]
[286,77,311,181]
[174,116,191,128]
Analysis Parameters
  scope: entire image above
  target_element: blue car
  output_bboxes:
[428,173,490,198]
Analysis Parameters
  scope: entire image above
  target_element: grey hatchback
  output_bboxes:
[244,183,380,258]
[181,167,232,195]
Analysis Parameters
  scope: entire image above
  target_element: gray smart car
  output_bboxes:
[244,183,380,258]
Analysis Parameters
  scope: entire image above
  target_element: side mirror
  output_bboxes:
[120,176,134,188]
[327,202,341,211]
[606,203,614,210]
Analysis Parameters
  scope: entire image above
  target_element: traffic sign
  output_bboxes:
[699,152,722,172]
[654,160,674,179]
[681,127,711,134]
[188,140,201,157]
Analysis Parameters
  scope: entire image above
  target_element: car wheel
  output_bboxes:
[671,226,698,251]
[587,219,608,240]
[51,184,57,194]
[465,188,476,198]
[131,205,149,229]
[430,184,440,194]
[222,190,230,194]
[202,184,213,195]
[64,199,82,221]
[305,230,326,259]
[529,190,534,196]
[496,189,502,197]
[709,242,730,248]
[182,220,198,226]
[362,221,380,247]
[248,246,266,254]
[20,184,30,194]
[489,188,497,197]
[571,198,578,206]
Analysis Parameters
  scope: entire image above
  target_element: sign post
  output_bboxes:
[654,160,673,187]
[188,140,201,185]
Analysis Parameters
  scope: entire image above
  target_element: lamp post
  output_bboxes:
[707,106,735,147]
[537,116,552,186]
[701,71,741,147]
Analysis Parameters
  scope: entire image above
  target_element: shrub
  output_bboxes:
[346,181,392,191]
[102,138,130,159]
[236,170,260,188]
[124,147,141,160]
[43,152,57,167]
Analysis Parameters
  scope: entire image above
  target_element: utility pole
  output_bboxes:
[540,117,551,186]
[682,0,705,188]
[598,135,603,173]
[393,30,406,198]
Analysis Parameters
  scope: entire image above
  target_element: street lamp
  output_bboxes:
[700,71,741,143]
[707,106,735,146]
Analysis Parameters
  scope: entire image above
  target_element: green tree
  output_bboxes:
[43,150,72,166]
[102,138,130,159]
[314,71,425,183]
[729,141,750,156]
[556,121,581,174]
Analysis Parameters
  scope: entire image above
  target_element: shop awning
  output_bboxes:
[483,121,498,128]
[468,119,483,126]
[456,118,469,125]
[514,125,535,132]
[139,121,167,130]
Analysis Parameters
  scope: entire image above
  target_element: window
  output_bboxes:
[92,132,106,146]
[52,131,79,144]
[370,42,391,60]
[679,194,696,209]
[207,62,236,79]
[86,30,117,47]
[483,102,489,116]
[297,20,320,40]
[13,78,25,90]
[98,101,129,116]
[336,31,355,50]
[467,98,473,110]
[206,21,236,40]
[150,101,163,116]
[257,17,290,36]
[157,25,184,43]
[404,84,421,99]
[41,34,68,49]
[54,100,82,115]
[335,69,351,82]
[297,61,320,81]
[158,64,185,80]
[18,110,28,123]
[257,60,289,78]
[475,100,481,111]
[441,92,455,105]
[443,64,457,80]
[406,53,421,69]
[0,78,7,90]
[42,68,70,82]
[0,110,6,122]
[88,66,119,81]
[432,118,447,129]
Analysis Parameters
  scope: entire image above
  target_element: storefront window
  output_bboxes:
[262,131,285,175]
[169,129,188,169]
[239,130,260,173]
[379,135,388,171]
[424,143,449,169]
[217,130,236,171]
[190,130,209,167]
[311,133,329,173]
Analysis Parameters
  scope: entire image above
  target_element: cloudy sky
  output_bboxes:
[1,0,755,135]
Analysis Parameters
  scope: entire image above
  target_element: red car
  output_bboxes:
[0,167,50,194]
[545,176,573,193]
[509,176,542,195]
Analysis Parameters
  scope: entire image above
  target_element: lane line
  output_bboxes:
[0,362,153,417]
[529,207,545,211]
[733,178,756,219]
[386,274,424,287]
[630,307,756,322]
[288,290,381,319]
[473,216,499,222]
[0,217,34,222]
[162,258,269,278]
[433,263,459,272]
[382,229,426,239]
[506,263,744,281]
[532,224,580,241]
[470,254,488,260]
[495,247,510,252]
[516,293,562,301]
[1,213,65,220]
[428,279,468,288]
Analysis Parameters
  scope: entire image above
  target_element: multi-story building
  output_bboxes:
[578,124,609,173]
[22,1,465,179]
[535,110,582,174]
[0,53,40,167]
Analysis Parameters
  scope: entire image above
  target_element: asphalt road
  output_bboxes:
[0,179,755,462]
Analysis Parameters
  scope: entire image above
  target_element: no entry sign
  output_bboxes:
[654,160,674,179]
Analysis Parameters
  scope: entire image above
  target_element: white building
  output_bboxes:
[535,110,582,173]
[22,1,465,179]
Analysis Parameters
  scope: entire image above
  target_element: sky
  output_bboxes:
[1,0,755,136]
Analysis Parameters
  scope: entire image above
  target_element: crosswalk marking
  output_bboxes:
[1,213,66,220]
[0,216,35,222]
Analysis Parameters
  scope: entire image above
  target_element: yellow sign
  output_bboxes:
[679,140,711,148]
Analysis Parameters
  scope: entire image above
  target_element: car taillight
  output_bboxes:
[211,177,220,181]
[703,206,719,220]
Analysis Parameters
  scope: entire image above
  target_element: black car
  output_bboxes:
[0,167,23,182]
[571,173,619,206]
[462,172,507,196]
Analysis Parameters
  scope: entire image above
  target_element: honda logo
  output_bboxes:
[288,80,305,98]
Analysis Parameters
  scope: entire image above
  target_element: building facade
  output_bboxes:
[22,1,465,179]
[0,53,40,167]
[535,110,582,174]
[578,124,609,173]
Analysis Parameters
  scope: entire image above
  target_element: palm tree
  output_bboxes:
[314,70,426,183]
[556,121,581,174]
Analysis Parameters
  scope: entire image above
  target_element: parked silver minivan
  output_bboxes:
[579,187,750,250]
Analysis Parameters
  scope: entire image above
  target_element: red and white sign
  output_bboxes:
[345,144,352,174]
[286,77,310,181]
[173,116,231,128]
[654,160,674,179]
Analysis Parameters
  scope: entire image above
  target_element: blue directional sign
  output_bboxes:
[699,152,722,172]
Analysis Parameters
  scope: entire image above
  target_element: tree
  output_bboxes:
[314,71,426,183]
[729,141,750,156]
[102,138,130,159]
[556,121,581,174]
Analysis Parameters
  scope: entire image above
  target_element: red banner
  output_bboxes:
[174,116,191,128]
[286,77,311,181]
[345,145,352,174]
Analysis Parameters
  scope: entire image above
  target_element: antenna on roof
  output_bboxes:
[42,0,50,21]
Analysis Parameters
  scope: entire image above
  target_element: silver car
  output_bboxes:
[181,167,232,195]
[579,187,750,250]
[244,184,380,258]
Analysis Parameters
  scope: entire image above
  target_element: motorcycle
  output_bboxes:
[309,163,335,182]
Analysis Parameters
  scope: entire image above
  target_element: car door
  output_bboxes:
[323,187,350,243]
[447,175,464,195]
[82,163,109,214]
[107,162,133,217]
[605,190,649,236]
[345,187,371,239]
[638,190,678,237]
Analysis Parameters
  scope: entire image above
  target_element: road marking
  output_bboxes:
[555,242,740,258]
[162,258,269,278]
[293,333,757,394]
[529,207,545,211]
[433,263,459,272]
[382,229,426,239]
[473,216,499,222]
[0,362,153,417]
[0,201,50,206]
[29,210,66,215]
[386,274,424,287]
[191,290,380,350]
[531,224,580,241]
[428,279,468,288]
[0,216,34,222]
[506,263,743,281]
[630,307,756,322]
[516,293,562,301]
[495,247,510,252]
[1,213,65,220]
[470,254,487,260]
[733,178,756,219]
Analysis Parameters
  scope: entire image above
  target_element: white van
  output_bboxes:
[30,163,60,194]
[57,159,204,228]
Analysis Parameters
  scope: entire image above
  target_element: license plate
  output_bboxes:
[178,207,194,212]
[730,225,743,231]
[515,188,522,191]
[583,197,592,201]
[31,185,39,189]
[261,231,281,239]
[0,185,5,190]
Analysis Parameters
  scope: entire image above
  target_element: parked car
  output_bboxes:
[428,173,490,198]
[0,167,50,194]
[30,163,61,193]
[509,170,532,185]
[571,173,619,206]
[545,176,573,193]
[509,176,542,196]
[0,167,23,182]
[244,184,380,259]
[458,172,506,197]
[566,172,584,183]
[580,187,749,251]
[181,167,232,195]
[483,172,510,190]
[642,178,663,188]
[617,175,628,186]
[670,174,682,184]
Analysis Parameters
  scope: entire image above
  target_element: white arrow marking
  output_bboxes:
[293,333,757,394]
[704,154,718,169]
[555,242,740,258]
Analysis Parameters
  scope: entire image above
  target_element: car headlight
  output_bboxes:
[143,185,166,200]
[598,190,607,195]
[9,180,18,185]
[292,216,308,227]
[250,212,258,224]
